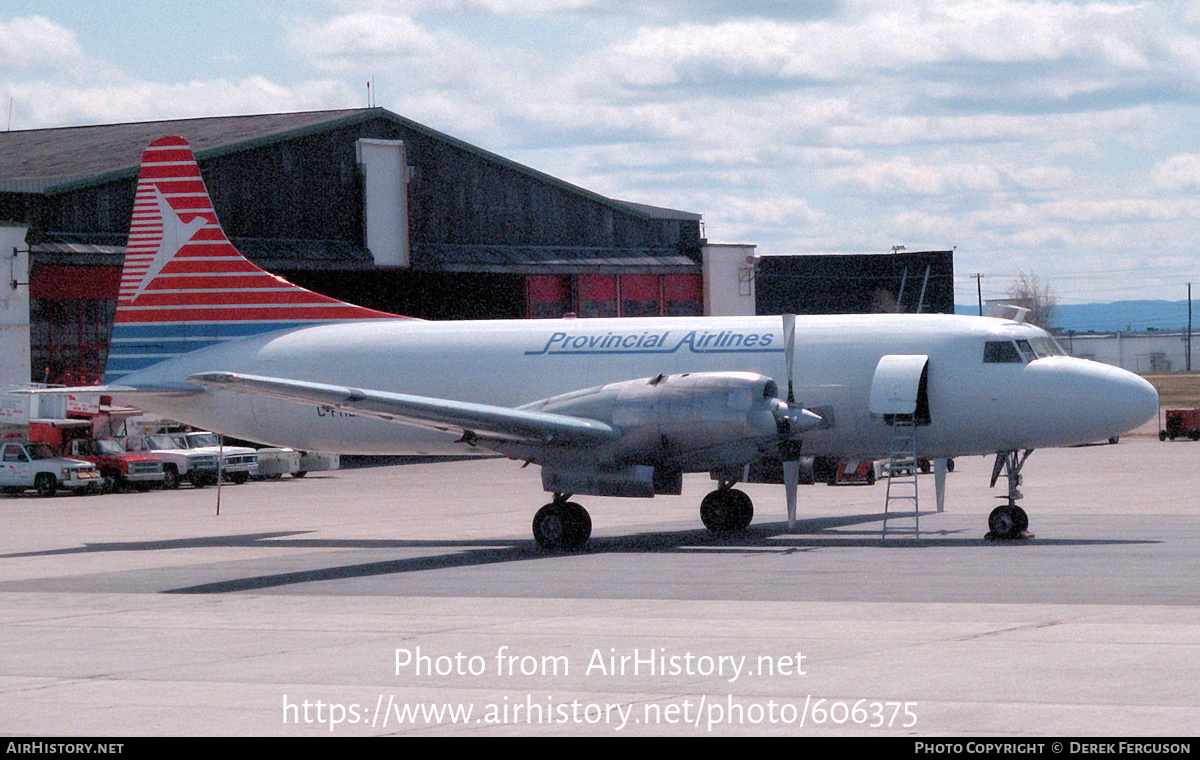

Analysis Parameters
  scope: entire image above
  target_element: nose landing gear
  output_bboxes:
[988,450,1034,540]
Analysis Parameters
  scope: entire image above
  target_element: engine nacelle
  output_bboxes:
[522,371,788,468]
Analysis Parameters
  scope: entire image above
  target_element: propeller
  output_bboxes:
[774,314,819,530]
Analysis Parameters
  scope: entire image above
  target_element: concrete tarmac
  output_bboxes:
[0,437,1197,736]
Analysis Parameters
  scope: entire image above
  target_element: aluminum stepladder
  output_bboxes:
[881,414,919,540]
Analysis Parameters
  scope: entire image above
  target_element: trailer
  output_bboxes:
[1160,409,1200,441]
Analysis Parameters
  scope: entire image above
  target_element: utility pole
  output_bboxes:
[973,273,984,316]
[1188,282,1193,372]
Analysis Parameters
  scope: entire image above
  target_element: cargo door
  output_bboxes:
[869,354,930,425]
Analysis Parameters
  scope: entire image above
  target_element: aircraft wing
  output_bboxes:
[187,371,620,448]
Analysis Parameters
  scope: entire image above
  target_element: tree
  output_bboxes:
[1005,271,1058,328]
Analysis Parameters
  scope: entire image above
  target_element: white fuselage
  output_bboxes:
[117,313,1159,460]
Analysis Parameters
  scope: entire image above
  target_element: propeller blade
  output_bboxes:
[782,314,796,403]
[783,457,799,529]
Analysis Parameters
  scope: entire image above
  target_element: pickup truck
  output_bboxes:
[122,434,219,489]
[65,438,166,492]
[0,441,101,496]
[176,432,259,484]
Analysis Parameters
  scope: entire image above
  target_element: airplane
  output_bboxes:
[68,135,1159,550]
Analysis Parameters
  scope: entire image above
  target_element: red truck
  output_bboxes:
[65,437,166,492]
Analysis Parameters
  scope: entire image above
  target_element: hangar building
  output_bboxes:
[0,108,707,384]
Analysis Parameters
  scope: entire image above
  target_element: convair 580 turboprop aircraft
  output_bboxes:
[89,136,1158,549]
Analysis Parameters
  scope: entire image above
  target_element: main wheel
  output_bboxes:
[700,489,754,533]
[532,501,591,551]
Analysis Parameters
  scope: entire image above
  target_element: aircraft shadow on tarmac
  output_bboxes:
[2,513,1159,595]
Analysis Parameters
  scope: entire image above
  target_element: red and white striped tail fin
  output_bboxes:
[106,136,404,382]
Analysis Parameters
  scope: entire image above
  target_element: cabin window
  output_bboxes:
[983,341,1023,363]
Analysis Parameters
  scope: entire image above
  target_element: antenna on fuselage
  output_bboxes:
[996,304,1030,323]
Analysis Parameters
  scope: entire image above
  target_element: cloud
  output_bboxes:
[1155,154,1200,193]
[0,16,85,71]
[285,12,438,71]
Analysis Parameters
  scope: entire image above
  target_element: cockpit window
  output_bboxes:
[985,335,1066,364]
[1028,335,1065,357]
[984,341,1023,363]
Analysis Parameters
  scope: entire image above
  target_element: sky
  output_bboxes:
[3,0,1200,307]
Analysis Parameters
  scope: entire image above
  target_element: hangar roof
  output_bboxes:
[0,108,700,224]
[0,110,371,189]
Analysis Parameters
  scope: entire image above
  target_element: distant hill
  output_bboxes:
[956,300,1194,333]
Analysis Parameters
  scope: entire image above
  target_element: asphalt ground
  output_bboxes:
[0,435,1197,736]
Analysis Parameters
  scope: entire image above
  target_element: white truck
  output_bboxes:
[122,433,219,489]
[176,432,259,485]
[0,441,101,496]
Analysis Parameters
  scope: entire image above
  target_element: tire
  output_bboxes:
[35,473,57,498]
[701,489,753,532]
[532,501,591,551]
[162,466,181,490]
[988,505,1027,540]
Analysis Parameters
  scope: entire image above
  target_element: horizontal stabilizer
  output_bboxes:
[188,371,620,447]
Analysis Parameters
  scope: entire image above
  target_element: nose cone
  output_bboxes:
[1119,367,1161,432]
[1029,358,1159,444]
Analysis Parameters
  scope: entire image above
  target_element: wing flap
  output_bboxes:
[188,371,619,447]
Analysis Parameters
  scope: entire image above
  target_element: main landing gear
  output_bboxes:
[531,482,758,551]
[988,450,1032,540]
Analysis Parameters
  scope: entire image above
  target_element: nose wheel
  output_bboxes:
[987,450,1034,540]
[988,504,1029,540]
